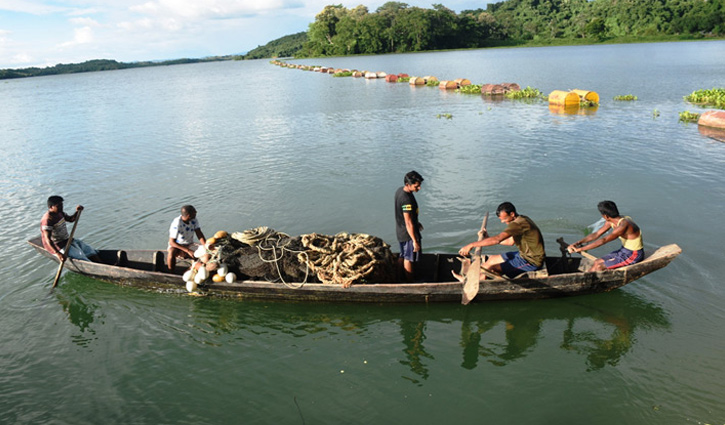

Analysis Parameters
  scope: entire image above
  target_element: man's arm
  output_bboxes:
[575,223,626,252]
[403,212,420,252]
[43,228,64,261]
[195,229,206,246]
[459,231,512,256]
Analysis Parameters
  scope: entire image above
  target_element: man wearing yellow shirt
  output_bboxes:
[568,200,644,272]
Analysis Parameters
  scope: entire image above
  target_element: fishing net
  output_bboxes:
[210,227,396,287]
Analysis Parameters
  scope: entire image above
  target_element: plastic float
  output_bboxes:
[385,74,398,82]
[454,78,472,87]
[439,80,458,90]
[698,110,725,130]
[409,77,426,85]
[572,89,599,104]
[548,90,581,106]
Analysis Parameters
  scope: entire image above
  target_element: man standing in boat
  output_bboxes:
[458,202,545,278]
[40,196,100,262]
[567,200,644,272]
[167,205,208,272]
[395,171,424,282]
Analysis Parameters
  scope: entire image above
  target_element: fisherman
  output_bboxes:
[395,170,424,282]
[567,200,644,272]
[167,205,208,272]
[458,202,545,278]
[40,195,100,262]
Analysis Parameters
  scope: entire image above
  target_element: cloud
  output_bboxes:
[59,26,94,47]
[0,0,68,15]
[130,0,304,21]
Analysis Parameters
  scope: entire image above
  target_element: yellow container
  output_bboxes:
[548,90,580,106]
[572,89,599,103]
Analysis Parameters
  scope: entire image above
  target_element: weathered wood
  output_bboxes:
[28,237,681,303]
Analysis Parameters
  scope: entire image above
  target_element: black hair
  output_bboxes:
[597,200,620,218]
[181,205,196,216]
[47,196,64,208]
[496,202,517,217]
[404,170,424,185]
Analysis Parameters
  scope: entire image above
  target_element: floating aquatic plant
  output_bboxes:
[678,111,701,123]
[614,94,638,101]
[505,86,544,100]
[333,71,353,77]
[457,84,483,95]
[684,88,725,109]
[436,113,453,119]
[426,79,440,87]
[652,109,661,119]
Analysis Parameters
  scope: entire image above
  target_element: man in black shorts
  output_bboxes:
[395,171,424,282]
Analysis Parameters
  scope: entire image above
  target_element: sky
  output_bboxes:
[0,0,490,69]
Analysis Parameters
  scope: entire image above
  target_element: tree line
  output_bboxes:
[297,0,724,57]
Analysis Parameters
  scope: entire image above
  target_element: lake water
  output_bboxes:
[1,41,724,424]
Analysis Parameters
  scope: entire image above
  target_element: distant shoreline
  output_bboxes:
[2,35,722,81]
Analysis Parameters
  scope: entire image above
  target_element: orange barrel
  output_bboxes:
[398,73,409,78]
[502,82,521,92]
[698,110,725,129]
[572,89,599,103]
[327,68,335,74]
[439,81,458,90]
[423,76,438,83]
[549,90,580,106]
[385,74,398,83]
[409,77,426,85]
[482,84,506,95]
[454,78,471,87]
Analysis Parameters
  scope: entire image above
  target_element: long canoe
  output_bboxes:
[28,237,681,303]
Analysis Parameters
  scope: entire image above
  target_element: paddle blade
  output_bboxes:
[462,258,481,305]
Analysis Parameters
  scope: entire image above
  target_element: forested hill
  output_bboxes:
[244,32,309,59]
[293,0,724,57]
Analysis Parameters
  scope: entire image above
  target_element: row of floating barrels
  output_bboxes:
[270,61,520,93]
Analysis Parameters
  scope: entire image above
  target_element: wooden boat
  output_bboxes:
[28,237,681,303]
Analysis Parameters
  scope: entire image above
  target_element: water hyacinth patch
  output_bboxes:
[684,88,725,109]
[614,94,638,101]
[678,111,701,123]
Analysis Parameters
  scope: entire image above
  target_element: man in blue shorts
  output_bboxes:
[395,171,424,282]
[567,200,644,272]
[458,202,545,278]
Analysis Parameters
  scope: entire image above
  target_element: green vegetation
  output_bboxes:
[653,109,661,119]
[436,113,453,119]
[244,32,308,59]
[426,79,440,87]
[457,84,483,94]
[505,86,544,100]
[684,88,725,109]
[298,0,725,58]
[614,94,638,101]
[679,111,701,122]
[333,71,353,77]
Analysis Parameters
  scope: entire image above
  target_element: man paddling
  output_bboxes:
[567,200,644,272]
[395,171,424,282]
[40,196,100,262]
[458,202,545,278]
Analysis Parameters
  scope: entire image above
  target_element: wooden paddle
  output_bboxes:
[556,237,597,261]
[51,209,82,289]
[462,212,488,305]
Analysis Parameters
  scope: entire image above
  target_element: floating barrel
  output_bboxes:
[698,124,725,143]
[376,71,387,78]
[439,80,458,90]
[455,78,471,87]
[385,74,398,83]
[398,73,409,78]
[423,76,438,83]
[501,82,521,92]
[482,84,506,95]
[409,77,426,85]
[698,110,725,130]
[352,71,363,78]
[572,89,599,103]
[549,90,580,106]
[364,72,377,79]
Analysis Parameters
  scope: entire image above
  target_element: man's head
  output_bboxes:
[47,196,64,212]
[404,170,424,192]
[180,205,197,222]
[597,200,620,219]
[496,202,518,224]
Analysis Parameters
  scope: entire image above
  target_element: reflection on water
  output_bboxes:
[548,104,599,115]
[54,275,670,381]
[698,125,725,143]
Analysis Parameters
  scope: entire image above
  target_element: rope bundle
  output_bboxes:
[298,232,395,287]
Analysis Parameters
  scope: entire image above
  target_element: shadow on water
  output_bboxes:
[54,273,670,381]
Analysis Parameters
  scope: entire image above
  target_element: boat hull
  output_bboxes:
[28,237,681,303]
